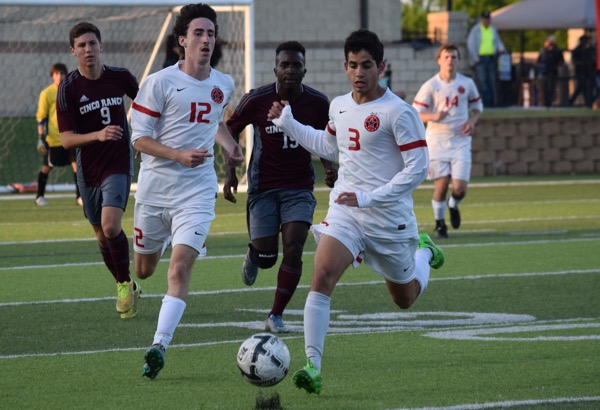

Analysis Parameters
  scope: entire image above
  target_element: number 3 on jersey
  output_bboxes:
[189,102,211,123]
[348,128,360,151]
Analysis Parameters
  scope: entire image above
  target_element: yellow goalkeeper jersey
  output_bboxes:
[36,83,61,147]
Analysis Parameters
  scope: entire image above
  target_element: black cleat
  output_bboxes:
[435,219,448,239]
[449,206,461,229]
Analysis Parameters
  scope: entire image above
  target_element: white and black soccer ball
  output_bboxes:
[237,333,290,387]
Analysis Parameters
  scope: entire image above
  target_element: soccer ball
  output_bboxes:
[237,333,290,387]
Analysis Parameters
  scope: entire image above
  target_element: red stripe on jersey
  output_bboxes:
[468,96,482,103]
[399,139,427,151]
[132,102,160,118]
[326,123,336,136]
[413,100,429,108]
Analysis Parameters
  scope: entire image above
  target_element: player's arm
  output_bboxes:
[223,124,242,203]
[462,108,481,135]
[320,158,337,188]
[36,91,48,154]
[215,122,244,203]
[60,126,125,150]
[269,101,338,161]
[418,110,448,123]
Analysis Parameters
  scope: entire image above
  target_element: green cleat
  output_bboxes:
[292,358,322,394]
[142,344,165,380]
[116,280,135,313]
[120,282,141,319]
[418,233,445,269]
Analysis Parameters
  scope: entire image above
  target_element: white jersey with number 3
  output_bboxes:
[412,73,482,160]
[130,63,234,207]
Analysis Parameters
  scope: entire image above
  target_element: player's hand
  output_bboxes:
[324,166,338,188]
[267,100,291,122]
[435,110,449,121]
[461,120,475,135]
[97,125,124,142]
[226,144,244,167]
[178,149,213,168]
[334,191,359,207]
[36,139,47,155]
[223,167,238,203]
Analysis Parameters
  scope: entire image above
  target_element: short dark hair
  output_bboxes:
[276,41,306,57]
[50,63,68,77]
[174,3,219,39]
[437,43,460,60]
[344,29,384,65]
[69,22,101,48]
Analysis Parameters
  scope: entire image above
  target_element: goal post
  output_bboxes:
[0,0,254,192]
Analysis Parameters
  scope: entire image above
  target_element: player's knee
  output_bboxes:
[250,245,278,269]
[392,294,415,310]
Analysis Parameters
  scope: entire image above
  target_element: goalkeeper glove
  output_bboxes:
[37,139,47,155]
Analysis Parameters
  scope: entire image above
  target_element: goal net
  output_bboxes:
[0,0,253,193]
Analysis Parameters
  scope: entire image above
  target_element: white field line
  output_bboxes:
[1,268,598,307]
[1,236,598,271]
[390,396,600,410]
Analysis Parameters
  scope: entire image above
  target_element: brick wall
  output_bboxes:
[472,114,600,176]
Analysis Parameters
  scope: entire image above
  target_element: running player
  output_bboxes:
[57,22,140,319]
[130,3,244,380]
[412,43,483,239]
[268,29,444,394]
[224,40,336,334]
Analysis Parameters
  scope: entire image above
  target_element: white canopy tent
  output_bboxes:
[491,0,596,30]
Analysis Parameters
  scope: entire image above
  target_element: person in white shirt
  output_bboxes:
[268,29,445,395]
[413,43,483,239]
[129,3,244,380]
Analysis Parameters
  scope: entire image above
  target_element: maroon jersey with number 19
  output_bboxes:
[227,83,329,194]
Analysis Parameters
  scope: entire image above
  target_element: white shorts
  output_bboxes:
[311,205,418,284]
[133,201,215,255]
[428,157,471,182]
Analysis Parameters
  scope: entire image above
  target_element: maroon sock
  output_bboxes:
[99,245,118,281]
[269,263,302,317]
[107,230,131,283]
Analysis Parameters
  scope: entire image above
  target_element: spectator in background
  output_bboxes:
[537,35,565,108]
[35,62,81,206]
[467,10,505,107]
[569,35,596,108]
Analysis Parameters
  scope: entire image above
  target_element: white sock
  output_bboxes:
[448,195,462,209]
[304,291,330,372]
[414,249,431,296]
[432,199,447,220]
[153,294,186,349]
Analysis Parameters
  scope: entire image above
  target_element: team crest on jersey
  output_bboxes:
[211,87,224,104]
[364,113,380,132]
[458,86,465,94]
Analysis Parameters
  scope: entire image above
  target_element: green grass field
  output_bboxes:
[1,177,599,410]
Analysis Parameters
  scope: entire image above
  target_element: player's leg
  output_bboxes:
[242,191,280,286]
[383,235,444,309]
[99,174,139,316]
[35,149,51,206]
[69,148,82,205]
[293,234,353,394]
[432,175,450,238]
[142,205,213,379]
[266,190,315,333]
[448,157,471,230]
